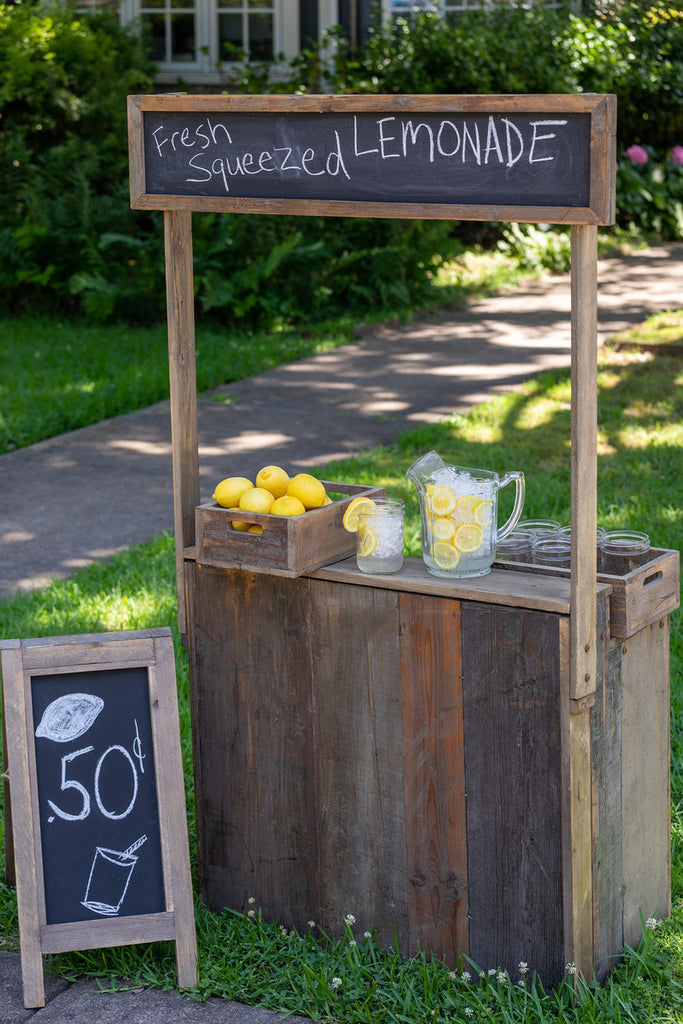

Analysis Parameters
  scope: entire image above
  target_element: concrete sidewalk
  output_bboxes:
[1,243,680,601]
[0,242,681,1023]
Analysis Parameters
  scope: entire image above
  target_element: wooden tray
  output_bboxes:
[494,547,680,638]
[195,481,385,577]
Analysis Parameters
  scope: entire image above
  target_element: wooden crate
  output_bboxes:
[495,548,680,638]
[184,556,671,987]
[195,481,385,577]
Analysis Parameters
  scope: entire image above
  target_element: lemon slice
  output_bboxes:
[474,499,493,526]
[357,524,377,557]
[343,496,377,532]
[429,486,456,516]
[432,541,460,571]
[431,516,456,542]
[454,522,485,553]
[455,494,481,515]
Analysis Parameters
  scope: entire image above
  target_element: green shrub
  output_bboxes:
[0,0,157,317]
[615,143,683,240]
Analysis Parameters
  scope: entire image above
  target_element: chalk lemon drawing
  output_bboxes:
[35,693,104,743]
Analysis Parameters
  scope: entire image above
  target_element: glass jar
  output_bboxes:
[598,530,650,575]
[495,529,533,563]
[356,499,405,575]
[518,519,561,539]
[532,534,572,569]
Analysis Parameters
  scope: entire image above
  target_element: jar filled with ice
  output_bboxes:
[356,499,405,575]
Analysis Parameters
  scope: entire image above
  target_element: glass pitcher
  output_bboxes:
[406,450,525,579]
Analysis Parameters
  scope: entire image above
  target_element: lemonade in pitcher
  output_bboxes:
[407,452,525,579]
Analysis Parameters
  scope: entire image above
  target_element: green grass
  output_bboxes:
[1,309,682,1021]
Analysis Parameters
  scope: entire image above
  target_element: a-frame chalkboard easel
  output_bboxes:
[127,92,617,977]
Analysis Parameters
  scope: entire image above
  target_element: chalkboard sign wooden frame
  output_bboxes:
[128,93,616,225]
[0,627,197,1008]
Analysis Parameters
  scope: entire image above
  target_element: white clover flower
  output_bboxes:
[344,914,356,926]
[497,971,507,984]
[247,909,256,918]
[566,962,577,976]
[349,939,357,947]
[646,917,659,931]
[447,971,457,981]
[464,1010,474,1019]
[518,961,528,975]
[363,931,372,939]
[479,971,486,979]
[307,920,316,928]
[488,968,496,977]
[280,926,288,936]
[331,976,342,990]
[247,896,256,904]
[518,978,526,988]
[461,971,471,983]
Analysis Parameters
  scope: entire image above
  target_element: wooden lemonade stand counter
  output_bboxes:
[127,91,677,984]
[183,550,675,985]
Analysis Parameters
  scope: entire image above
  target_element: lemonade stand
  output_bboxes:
[128,92,678,985]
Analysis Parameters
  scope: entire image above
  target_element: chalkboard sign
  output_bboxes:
[1,629,197,1009]
[128,93,616,225]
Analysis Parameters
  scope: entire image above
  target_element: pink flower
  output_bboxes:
[672,145,683,167]
[626,144,648,166]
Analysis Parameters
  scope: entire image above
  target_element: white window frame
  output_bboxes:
[118,0,298,84]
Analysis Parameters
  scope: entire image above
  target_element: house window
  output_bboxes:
[119,0,297,82]
[217,0,275,61]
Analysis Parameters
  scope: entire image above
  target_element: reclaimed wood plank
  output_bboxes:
[165,208,199,638]
[462,602,565,983]
[590,595,624,980]
[620,619,671,947]
[398,592,468,961]
[308,579,408,945]
[312,556,578,614]
[186,564,319,926]
[569,223,598,701]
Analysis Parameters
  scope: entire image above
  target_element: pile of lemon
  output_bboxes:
[213,466,333,532]
[426,485,493,571]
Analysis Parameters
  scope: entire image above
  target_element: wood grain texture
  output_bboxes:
[590,596,624,980]
[186,565,320,925]
[165,209,199,637]
[398,592,467,960]
[570,223,598,701]
[462,602,565,983]
[620,620,671,947]
[308,579,408,945]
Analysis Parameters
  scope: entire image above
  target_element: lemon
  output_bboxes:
[231,520,251,532]
[342,496,377,532]
[322,494,333,506]
[455,494,481,515]
[239,487,274,514]
[432,541,460,570]
[431,516,456,542]
[429,486,456,516]
[255,465,290,498]
[213,477,253,508]
[287,473,327,510]
[247,524,263,534]
[454,522,484,553]
[474,499,493,527]
[357,524,377,557]
[270,495,306,517]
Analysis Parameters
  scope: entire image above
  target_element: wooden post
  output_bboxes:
[567,222,599,977]
[164,210,200,638]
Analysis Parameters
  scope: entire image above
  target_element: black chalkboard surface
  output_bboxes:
[128,93,617,225]
[31,667,165,926]
[1,628,197,1009]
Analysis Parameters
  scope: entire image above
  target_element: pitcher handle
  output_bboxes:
[496,472,525,542]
